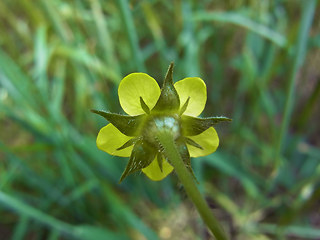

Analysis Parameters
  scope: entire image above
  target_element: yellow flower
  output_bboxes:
[92,63,231,182]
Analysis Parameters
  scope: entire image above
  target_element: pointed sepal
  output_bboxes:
[152,63,180,113]
[175,138,198,182]
[120,140,156,182]
[140,97,150,114]
[181,115,232,136]
[180,96,190,115]
[157,153,163,172]
[185,137,203,150]
[117,137,140,150]
[91,110,143,136]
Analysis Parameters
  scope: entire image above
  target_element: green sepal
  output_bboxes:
[117,137,140,150]
[181,115,232,136]
[157,153,163,172]
[140,97,150,114]
[185,137,203,150]
[152,63,180,113]
[91,110,143,136]
[120,140,156,182]
[180,96,190,115]
[175,138,198,182]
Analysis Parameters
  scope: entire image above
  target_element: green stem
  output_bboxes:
[157,131,228,240]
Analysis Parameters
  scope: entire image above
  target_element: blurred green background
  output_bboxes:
[0,0,319,239]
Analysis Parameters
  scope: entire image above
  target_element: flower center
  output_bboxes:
[142,114,181,146]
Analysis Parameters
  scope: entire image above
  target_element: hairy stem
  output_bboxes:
[157,131,228,240]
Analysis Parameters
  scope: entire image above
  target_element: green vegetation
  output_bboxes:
[0,0,319,239]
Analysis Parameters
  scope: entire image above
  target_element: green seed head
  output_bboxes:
[142,114,181,146]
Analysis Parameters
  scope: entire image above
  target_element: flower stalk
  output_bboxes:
[156,130,228,240]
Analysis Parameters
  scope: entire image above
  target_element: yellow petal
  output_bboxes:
[118,73,161,115]
[142,157,174,181]
[97,124,133,157]
[174,77,207,116]
[187,127,219,157]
